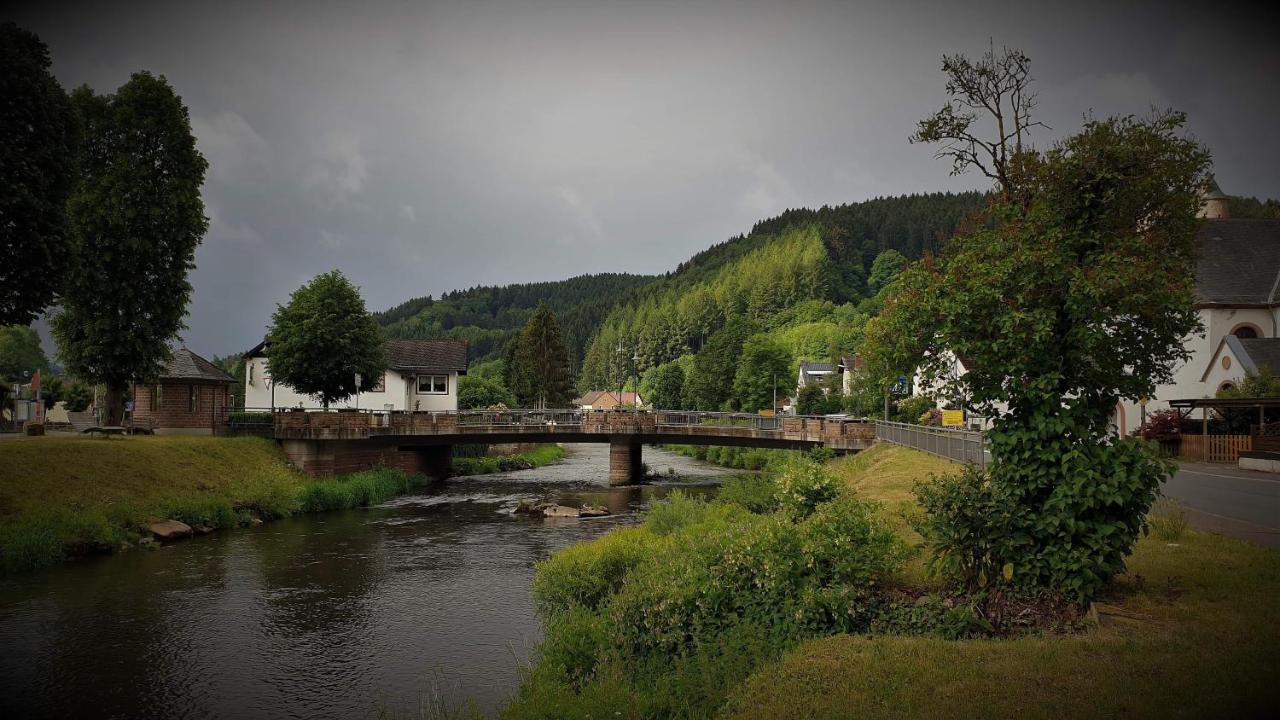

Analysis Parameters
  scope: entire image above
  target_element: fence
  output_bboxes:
[1178,434,1252,463]
[874,420,988,468]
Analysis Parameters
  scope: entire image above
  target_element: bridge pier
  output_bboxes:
[608,437,642,486]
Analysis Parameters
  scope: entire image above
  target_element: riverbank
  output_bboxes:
[502,443,1280,719]
[451,444,565,476]
[0,435,425,574]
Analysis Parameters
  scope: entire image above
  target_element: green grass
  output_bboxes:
[716,444,1280,719]
[0,435,423,574]
[451,444,565,475]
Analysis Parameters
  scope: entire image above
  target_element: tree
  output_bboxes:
[868,48,1210,603]
[0,325,49,381]
[732,333,792,413]
[682,316,755,410]
[1217,368,1280,399]
[795,384,827,416]
[0,23,80,326]
[458,374,515,409]
[506,303,573,408]
[52,72,208,424]
[267,271,386,408]
[643,361,685,410]
[866,249,908,294]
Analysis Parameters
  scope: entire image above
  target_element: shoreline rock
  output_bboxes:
[514,501,612,519]
[147,519,193,542]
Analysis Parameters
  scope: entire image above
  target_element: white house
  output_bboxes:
[243,338,468,412]
[797,360,835,392]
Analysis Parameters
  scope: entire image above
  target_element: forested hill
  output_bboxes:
[576,192,987,407]
[376,273,656,368]
[376,191,986,406]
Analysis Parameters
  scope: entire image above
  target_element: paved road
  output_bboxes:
[1163,463,1280,547]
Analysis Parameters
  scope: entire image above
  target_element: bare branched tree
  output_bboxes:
[910,41,1047,199]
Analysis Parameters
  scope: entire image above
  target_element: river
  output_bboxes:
[0,444,733,719]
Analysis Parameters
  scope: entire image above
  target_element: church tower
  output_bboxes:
[1198,174,1230,219]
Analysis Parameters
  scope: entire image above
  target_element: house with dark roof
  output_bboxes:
[573,390,644,410]
[131,347,237,434]
[1115,178,1280,434]
[242,338,468,411]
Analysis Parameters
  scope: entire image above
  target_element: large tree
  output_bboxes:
[267,271,386,408]
[732,333,792,413]
[867,47,1210,602]
[52,72,208,424]
[0,325,49,381]
[0,23,80,326]
[505,303,573,408]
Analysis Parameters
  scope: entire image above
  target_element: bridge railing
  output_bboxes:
[874,420,988,468]
[455,409,585,427]
[655,411,784,431]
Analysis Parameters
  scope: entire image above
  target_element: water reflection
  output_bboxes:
[0,444,730,719]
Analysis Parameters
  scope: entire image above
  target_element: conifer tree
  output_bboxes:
[507,303,573,408]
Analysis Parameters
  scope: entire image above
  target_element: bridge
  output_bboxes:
[265,409,876,484]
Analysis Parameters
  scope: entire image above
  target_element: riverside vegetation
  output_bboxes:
[491,444,1279,719]
[0,436,564,575]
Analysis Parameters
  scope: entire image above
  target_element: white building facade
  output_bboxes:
[243,338,468,412]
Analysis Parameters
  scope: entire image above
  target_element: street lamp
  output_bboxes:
[615,339,625,411]
[632,349,641,417]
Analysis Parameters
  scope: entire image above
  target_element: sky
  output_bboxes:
[11,0,1280,358]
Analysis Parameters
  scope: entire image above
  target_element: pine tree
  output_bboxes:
[508,303,573,408]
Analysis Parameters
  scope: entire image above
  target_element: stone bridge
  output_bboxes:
[270,409,875,484]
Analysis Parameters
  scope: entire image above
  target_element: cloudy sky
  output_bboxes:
[11,0,1280,357]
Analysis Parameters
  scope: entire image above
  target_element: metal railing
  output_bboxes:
[654,411,785,431]
[875,420,989,468]
[454,409,585,427]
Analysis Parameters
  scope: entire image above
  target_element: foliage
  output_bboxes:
[641,360,685,410]
[52,72,208,424]
[774,455,843,519]
[868,47,1211,603]
[1136,408,1182,440]
[732,333,792,413]
[62,381,92,411]
[716,473,781,514]
[1148,498,1188,542]
[297,468,412,512]
[866,249,908,294]
[796,383,828,416]
[532,527,662,617]
[0,325,49,381]
[912,465,1024,593]
[0,23,80,326]
[681,316,755,411]
[266,270,386,408]
[1225,195,1280,219]
[1217,368,1280,398]
[892,395,934,424]
[456,374,515,409]
[450,444,564,475]
[504,303,574,408]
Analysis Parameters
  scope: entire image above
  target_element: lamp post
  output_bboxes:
[632,350,641,417]
[615,339,625,411]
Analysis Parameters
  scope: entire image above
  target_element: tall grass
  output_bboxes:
[451,444,565,476]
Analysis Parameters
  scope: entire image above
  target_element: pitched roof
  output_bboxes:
[245,337,468,372]
[1234,337,1280,376]
[574,390,642,407]
[160,348,236,383]
[383,339,468,371]
[799,361,834,373]
[1195,219,1280,306]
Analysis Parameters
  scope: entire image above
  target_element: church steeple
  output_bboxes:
[1198,173,1230,219]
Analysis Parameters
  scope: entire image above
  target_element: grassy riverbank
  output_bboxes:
[499,443,1279,719]
[0,435,421,574]
[451,444,565,476]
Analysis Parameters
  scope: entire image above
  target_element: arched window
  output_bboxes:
[1231,323,1261,339]
[1219,381,1237,395]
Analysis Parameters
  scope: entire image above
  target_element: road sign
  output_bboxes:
[941,409,965,428]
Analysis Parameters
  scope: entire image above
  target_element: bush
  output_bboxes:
[717,474,779,514]
[532,527,660,617]
[775,455,842,519]
[1136,409,1181,440]
[298,468,413,512]
[913,464,1025,593]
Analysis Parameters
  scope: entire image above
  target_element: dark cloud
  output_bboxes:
[10,0,1279,356]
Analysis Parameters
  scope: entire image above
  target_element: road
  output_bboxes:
[1163,463,1280,547]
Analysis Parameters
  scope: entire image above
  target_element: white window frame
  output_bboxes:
[416,374,449,395]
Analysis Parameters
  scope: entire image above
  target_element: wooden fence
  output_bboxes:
[1178,434,1252,463]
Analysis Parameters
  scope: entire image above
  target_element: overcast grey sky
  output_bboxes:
[11,0,1280,357]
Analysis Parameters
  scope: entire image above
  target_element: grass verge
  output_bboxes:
[0,435,424,574]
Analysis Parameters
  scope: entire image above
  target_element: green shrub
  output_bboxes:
[532,527,660,616]
[870,594,990,639]
[913,463,1025,593]
[775,455,842,519]
[716,474,779,514]
[298,468,412,512]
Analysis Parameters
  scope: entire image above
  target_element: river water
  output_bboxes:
[0,444,732,719]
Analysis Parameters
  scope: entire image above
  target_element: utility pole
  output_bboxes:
[615,339,625,411]
[772,373,777,415]
[633,350,641,417]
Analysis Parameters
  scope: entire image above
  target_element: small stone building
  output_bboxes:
[132,348,236,434]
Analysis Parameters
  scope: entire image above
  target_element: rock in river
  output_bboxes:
[148,519,193,542]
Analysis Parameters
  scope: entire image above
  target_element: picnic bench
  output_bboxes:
[81,425,127,437]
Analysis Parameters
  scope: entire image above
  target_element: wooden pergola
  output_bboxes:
[1166,397,1280,463]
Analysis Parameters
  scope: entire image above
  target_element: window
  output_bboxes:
[1232,325,1259,339]
[189,384,199,412]
[248,362,255,386]
[416,374,448,394]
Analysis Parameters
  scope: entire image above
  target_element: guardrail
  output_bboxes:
[875,420,988,468]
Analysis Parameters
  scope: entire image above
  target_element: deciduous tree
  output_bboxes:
[0,23,80,326]
[267,271,385,408]
[52,72,208,424]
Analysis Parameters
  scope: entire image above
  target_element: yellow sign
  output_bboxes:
[941,409,965,428]
[759,409,775,417]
